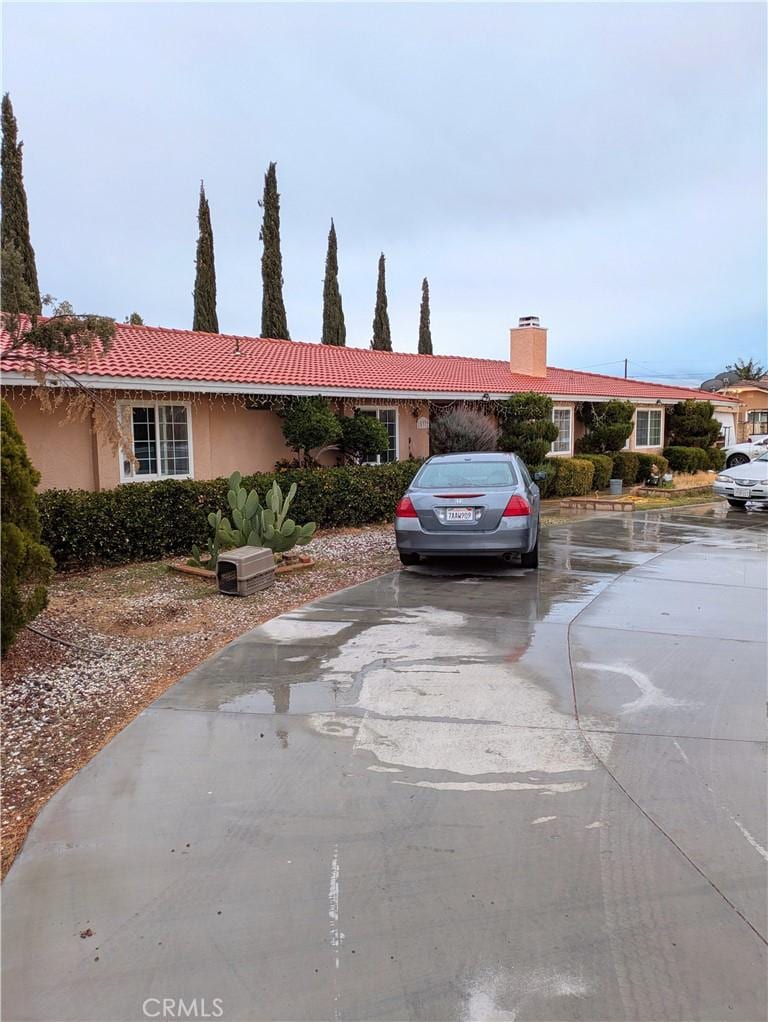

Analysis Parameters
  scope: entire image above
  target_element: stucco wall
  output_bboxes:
[3,390,97,491]
[203,403,294,477]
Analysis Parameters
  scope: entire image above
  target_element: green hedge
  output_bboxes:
[611,451,640,485]
[38,461,423,569]
[635,452,669,484]
[663,446,709,473]
[552,457,595,497]
[530,461,557,498]
[578,454,613,490]
[706,447,726,471]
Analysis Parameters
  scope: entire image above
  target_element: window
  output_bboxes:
[551,407,572,455]
[359,407,398,463]
[635,408,662,447]
[416,461,517,488]
[747,410,768,434]
[120,402,192,482]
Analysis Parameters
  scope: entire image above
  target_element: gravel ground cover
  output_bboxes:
[1,526,399,878]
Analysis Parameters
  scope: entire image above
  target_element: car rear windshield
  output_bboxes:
[415,461,518,488]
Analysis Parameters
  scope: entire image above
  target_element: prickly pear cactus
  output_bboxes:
[210,472,317,556]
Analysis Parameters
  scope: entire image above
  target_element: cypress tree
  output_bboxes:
[418,277,432,354]
[1,94,41,314]
[192,182,219,333]
[321,219,346,346]
[259,162,290,339]
[371,252,392,351]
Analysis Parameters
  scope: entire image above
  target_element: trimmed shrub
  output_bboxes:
[38,461,424,569]
[667,400,720,449]
[578,453,613,490]
[706,447,726,471]
[281,397,342,462]
[429,408,498,455]
[530,461,557,498]
[498,393,559,467]
[552,457,595,497]
[576,400,635,453]
[1,399,55,654]
[611,451,640,485]
[663,446,709,473]
[339,413,389,464]
[635,452,669,484]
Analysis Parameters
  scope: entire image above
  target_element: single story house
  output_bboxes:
[710,378,768,443]
[1,315,740,491]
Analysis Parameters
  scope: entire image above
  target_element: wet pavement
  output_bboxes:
[3,506,767,1022]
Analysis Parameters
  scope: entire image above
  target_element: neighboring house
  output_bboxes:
[1,315,740,491]
[708,378,768,443]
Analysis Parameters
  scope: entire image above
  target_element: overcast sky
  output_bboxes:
[3,2,766,384]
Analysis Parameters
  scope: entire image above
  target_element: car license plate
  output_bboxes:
[734,486,752,497]
[446,508,473,521]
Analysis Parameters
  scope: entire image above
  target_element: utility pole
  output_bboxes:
[624,358,628,379]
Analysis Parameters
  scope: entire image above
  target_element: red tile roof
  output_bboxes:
[1,321,738,404]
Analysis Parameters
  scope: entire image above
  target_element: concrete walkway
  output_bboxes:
[3,507,767,1022]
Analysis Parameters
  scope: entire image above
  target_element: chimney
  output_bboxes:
[510,316,547,377]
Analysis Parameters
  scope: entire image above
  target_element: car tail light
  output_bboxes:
[502,495,530,517]
[395,496,418,518]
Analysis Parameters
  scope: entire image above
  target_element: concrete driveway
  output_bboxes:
[3,507,767,1022]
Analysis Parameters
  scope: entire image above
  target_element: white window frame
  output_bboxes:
[635,408,663,449]
[357,406,399,464]
[550,406,573,456]
[119,400,194,483]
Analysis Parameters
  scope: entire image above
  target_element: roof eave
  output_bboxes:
[0,370,740,405]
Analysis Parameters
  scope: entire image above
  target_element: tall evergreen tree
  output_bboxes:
[1,94,41,314]
[371,252,391,351]
[321,219,346,346]
[418,277,432,354]
[192,182,219,333]
[259,162,290,339]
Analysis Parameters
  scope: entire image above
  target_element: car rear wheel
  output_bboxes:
[520,533,539,569]
[726,453,750,468]
[399,551,421,566]
[727,498,747,509]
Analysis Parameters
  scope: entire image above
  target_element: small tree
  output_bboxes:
[418,277,432,355]
[1,399,54,654]
[498,393,559,467]
[430,408,498,455]
[340,412,389,464]
[321,219,346,346]
[260,162,290,340]
[281,397,341,465]
[371,253,392,351]
[725,358,766,381]
[577,400,635,453]
[125,312,144,325]
[667,399,721,449]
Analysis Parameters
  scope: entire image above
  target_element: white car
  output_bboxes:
[723,435,768,468]
[713,451,768,508]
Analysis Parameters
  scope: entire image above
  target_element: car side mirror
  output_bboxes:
[533,471,547,481]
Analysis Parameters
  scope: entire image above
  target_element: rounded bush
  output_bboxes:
[430,409,498,455]
[577,453,613,490]
[635,452,669,483]
[663,446,709,473]
[611,451,640,485]
[552,457,595,497]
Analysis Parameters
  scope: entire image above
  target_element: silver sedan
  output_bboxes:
[394,452,542,568]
